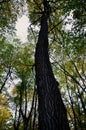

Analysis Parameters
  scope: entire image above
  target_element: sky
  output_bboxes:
[15,12,73,43]
[15,15,29,43]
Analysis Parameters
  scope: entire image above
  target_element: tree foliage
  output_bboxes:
[0,94,12,130]
[0,0,86,130]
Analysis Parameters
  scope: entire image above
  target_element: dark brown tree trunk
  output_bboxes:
[35,6,70,130]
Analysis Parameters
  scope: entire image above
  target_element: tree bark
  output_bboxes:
[35,7,70,130]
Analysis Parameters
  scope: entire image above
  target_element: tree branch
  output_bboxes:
[0,69,11,93]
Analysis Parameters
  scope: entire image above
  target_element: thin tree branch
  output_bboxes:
[0,68,11,93]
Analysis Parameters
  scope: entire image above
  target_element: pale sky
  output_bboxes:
[15,15,29,43]
[15,12,73,43]
[63,11,73,31]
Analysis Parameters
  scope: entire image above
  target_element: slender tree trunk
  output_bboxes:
[23,119,28,130]
[35,6,70,130]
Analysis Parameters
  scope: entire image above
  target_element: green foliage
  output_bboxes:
[0,94,12,130]
[51,38,86,129]
[14,44,34,77]
[0,0,86,129]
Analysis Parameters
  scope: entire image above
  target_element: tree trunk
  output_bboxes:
[35,10,70,130]
[23,119,28,130]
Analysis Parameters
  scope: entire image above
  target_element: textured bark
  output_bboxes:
[35,13,70,130]
[35,1,70,128]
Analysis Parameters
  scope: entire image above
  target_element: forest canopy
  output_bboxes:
[0,0,86,130]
